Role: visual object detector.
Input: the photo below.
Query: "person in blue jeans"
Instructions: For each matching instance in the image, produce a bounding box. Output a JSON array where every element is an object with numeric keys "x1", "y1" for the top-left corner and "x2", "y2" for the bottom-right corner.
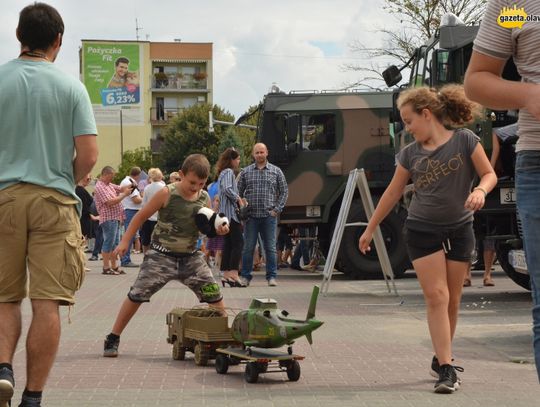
[
  {"x1": 291, "y1": 227, "x2": 311, "y2": 271},
  {"x1": 464, "y1": 0, "x2": 540, "y2": 381},
  {"x1": 90, "y1": 223, "x2": 103, "y2": 261},
  {"x1": 238, "y1": 143, "x2": 288, "y2": 286},
  {"x1": 88, "y1": 199, "x2": 103, "y2": 261},
  {"x1": 119, "y1": 167, "x2": 143, "y2": 267}
]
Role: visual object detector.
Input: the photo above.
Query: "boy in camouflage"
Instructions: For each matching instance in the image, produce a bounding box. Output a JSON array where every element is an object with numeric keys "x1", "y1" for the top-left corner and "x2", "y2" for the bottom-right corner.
[{"x1": 103, "y1": 154, "x2": 229, "y2": 357}]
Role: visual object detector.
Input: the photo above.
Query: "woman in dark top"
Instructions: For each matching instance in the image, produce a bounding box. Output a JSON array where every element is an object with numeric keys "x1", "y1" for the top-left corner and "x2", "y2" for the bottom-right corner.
[
  {"x1": 217, "y1": 148, "x2": 246, "y2": 287},
  {"x1": 76, "y1": 174, "x2": 94, "y2": 239}
]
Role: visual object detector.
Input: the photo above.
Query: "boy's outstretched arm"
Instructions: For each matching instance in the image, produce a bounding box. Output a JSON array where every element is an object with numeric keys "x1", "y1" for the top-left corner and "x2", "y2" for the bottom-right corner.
[{"x1": 114, "y1": 187, "x2": 169, "y2": 257}]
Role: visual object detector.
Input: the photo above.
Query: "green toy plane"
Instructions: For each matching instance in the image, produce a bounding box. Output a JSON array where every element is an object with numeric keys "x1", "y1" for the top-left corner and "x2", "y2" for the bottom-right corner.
[{"x1": 230, "y1": 285, "x2": 323, "y2": 349}]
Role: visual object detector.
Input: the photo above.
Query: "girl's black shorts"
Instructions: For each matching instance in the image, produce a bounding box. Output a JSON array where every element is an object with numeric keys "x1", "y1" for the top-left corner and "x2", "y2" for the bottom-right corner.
[{"x1": 404, "y1": 220, "x2": 475, "y2": 263}]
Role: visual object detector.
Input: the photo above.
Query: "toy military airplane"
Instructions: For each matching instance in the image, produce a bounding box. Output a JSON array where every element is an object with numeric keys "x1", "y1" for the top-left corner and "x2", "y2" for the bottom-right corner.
[{"x1": 230, "y1": 285, "x2": 323, "y2": 349}]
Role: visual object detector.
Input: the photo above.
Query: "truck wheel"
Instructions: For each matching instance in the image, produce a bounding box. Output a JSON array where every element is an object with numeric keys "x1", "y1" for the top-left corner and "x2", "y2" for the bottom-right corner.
[
  {"x1": 339, "y1": 202, "x2": 409, "y2": 279},
  {"x1": 194, "y1": 342, "x2": 209, "y2": 366},
  {"x1": 215, "y1": 354, "x2": 229, "y2": 374},
  {"x1": 245, "y1": 362, "x2": 259, "y2": 383},
  {"x1": 286, "y1": 360, "x2": 301, "y2": 381},
  {"x1": 496, "y1": 242, "x2": 531, "y2": 290},
  {"x1": 172, "y1": 343, "x2": 185, "y2": 360}
]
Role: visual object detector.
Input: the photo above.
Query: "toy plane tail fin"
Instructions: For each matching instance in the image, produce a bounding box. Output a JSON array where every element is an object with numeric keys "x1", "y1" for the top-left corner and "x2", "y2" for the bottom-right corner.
[{"x1": 306, "y1": 285, "x2": 319, "y2": 320}]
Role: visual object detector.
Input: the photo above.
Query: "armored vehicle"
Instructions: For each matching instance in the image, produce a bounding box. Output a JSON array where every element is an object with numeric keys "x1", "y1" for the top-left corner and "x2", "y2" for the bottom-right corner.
[
  {"x1": 257, "y1": 89, "x2": 410, "y2": 279},
  {"x1": 166, "y1": 308, "x2": 238, "y2": 365},
  {"x1": 381, "y1": 13, "x2": 528, "y2": 289}
]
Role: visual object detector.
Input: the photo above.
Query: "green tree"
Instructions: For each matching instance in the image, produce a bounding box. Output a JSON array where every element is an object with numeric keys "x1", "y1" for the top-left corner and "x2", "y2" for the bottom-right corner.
[
  {"x1": 345, "y1": 0, "x2": 488, "y2": 88},
  {"x1": 235, "y1": 104, "x2": 261, "y2": 165},
  {"x1": 217, "y1": 126, "x2": 242, "y2": 153},
  {"x1": 113, "y1": 147, "x2": 155, "y2": 184},
  {"x1": 158, "y1": 103, "x2": 234, "y2": 175}
]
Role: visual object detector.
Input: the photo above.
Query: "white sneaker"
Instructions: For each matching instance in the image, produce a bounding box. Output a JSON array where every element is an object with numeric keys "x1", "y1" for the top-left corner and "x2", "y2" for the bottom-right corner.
[
  {"x1": 239, "y1": 277, "x2": 250, "y2": 287},
  {"x1": 268, "y1": 278, "x2": 277, "y2": 287}
]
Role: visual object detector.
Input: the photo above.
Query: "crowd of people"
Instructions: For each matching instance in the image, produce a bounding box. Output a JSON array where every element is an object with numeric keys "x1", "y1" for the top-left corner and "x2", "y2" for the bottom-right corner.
[{"x1": 2, "y1": 2, "x2": 540, "y2": 406}]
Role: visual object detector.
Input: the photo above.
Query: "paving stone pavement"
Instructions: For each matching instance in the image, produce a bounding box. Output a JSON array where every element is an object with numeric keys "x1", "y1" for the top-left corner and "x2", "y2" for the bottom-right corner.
[{"x1": 9, "y1": 254, "x2": 540, "y2": 406}]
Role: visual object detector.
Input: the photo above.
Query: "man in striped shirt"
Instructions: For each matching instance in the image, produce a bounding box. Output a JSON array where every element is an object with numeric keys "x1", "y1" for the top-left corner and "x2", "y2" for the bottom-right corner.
[
  {"x1": 464, "y1": 0, "x2": 540, "y2": 381},
  {"x1": 238, "y1": 143, "x2": 288, "y2": 286}
]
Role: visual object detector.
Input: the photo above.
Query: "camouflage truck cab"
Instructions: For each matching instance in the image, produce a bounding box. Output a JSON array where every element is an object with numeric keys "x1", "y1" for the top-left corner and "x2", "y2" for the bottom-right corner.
[{"x1": 258, "y1": 90, "x2": 410, "y2": 278}]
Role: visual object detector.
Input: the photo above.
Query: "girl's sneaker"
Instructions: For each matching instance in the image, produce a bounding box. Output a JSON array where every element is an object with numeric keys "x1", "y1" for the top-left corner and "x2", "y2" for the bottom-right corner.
[
  {"x1": 434, "y1": 364, "x2": 463, "y2": 394},
  {"x1": 430, "y1": 355, "x2": 440, "y2": 378},
  {"x1": 430, "y1": 356, "x2": 459, "y2": 381}
]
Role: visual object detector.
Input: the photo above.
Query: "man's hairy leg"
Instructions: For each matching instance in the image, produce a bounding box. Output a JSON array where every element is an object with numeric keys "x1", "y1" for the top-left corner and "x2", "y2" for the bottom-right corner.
[
  {"x1": 0, "y1": 302, "x2": 22, "y2": 363},
  {"x1": 25, "y1": 299, "x2": 61, "y2": 391}
]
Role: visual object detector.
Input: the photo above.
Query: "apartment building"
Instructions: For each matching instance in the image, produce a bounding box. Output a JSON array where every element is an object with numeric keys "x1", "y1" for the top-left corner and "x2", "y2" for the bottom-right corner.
[{"x1": 80, "y1": 40, "x2": 213, "y2": 171}]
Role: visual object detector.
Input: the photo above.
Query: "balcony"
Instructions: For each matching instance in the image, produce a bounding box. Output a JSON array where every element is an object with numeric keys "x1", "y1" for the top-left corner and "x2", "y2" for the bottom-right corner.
[
  {"x1": 150, "y1": 107, "x2": 184, "y2": 126},
  {"x1": 152, "y1": 74, "x2": 208, "y2": 92}
]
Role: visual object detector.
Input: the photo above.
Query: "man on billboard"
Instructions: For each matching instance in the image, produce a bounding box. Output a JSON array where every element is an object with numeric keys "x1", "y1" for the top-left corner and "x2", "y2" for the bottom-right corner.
[{"x1": 107, "y1": 57, "x2": 129, "y2": 88}]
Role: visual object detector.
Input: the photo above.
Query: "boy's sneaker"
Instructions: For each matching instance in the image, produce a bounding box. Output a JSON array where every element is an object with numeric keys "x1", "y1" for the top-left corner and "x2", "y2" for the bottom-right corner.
[
  {"x1": 434, "y1": 364, "x2": 463, "y2": 394},
  {"x1": 103, "y1": 334, "x2": 120, "y2": 357},
  {"x1": 0, "y1": 366, "x2": 14, "y2": 407},
  {"x1": 268, "y1": 278, "x2": 277, "y2": 286}
]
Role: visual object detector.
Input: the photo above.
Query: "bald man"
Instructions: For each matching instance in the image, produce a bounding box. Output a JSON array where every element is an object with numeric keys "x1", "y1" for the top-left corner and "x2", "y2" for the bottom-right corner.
[{"x1": 237, "y1": 143, "x2": 288, "y2": 286}]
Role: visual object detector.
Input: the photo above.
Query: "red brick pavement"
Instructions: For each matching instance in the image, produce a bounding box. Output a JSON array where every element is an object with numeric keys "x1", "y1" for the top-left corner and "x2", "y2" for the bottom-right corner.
[{"x1": 8, "y1": 255, "x2": 540, "y2": 406}]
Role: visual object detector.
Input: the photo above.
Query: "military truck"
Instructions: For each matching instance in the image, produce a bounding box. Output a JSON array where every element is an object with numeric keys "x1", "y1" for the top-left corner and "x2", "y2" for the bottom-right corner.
[
  {"x1": 256, "y1": 90, "x2": 411, "y2": 279},
  {"x1": 381, "y1": 13, "x2": 529, "y2": 290},
  {"x1": 249, "y1": 14, "x2": 529, "y2": 289},
  {"x1": 166, "y1": 308, "x2": 239, "y2": 365}
]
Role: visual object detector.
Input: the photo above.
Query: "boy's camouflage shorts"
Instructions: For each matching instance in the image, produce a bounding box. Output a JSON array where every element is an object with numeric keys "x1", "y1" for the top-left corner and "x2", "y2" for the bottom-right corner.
[{"x1": 127, "y1": 250, "x2": 222, "y2": 303}]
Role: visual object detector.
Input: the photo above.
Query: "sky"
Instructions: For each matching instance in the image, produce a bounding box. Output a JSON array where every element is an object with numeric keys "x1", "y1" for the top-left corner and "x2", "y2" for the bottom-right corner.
[{"x1": 0, "y1": 0, "x2": 398, "y2": 118}]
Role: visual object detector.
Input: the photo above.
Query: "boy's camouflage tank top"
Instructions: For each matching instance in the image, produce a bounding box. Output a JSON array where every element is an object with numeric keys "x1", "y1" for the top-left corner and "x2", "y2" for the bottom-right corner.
[{"x1": 151, "y1": 183, "x2": 209, "y2": 253}]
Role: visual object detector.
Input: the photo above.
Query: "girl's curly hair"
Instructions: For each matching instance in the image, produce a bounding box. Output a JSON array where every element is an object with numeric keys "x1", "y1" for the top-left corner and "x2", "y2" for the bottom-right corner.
[{"x1": 397, "y1": 84, "x2": 481, "y2": 127}]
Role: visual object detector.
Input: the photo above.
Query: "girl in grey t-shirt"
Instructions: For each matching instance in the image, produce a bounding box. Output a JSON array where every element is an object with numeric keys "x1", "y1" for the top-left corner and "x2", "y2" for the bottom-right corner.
[{"x1": 359, "y1": 85, "x2": 497, "y2": 394}]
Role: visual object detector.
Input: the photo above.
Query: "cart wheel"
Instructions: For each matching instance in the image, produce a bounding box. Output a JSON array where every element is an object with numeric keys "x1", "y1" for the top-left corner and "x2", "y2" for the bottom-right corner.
[
  {"x1": 172, "y1": 343, "x2": 186, "y2": 360},
  {"x1": 194, "y1": 342, "x2": 209, "y2": 366},
  {"x1": 215, "y1": 354, "x2": 229, "y2": 374},
  {"x1": 287, "y1": 360, "x2": 301, "y2": 381},
  {"x1": 257, "y1": 362, "x2": 268, "y2": 373},
  {"x1": 245, "y1": 362, "x2": 259, "y2": 383}
]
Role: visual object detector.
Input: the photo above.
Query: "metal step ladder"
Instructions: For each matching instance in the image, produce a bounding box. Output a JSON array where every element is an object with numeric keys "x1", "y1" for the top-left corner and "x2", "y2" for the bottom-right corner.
[{"x1": 320, "y1": 168, "x2": 399, "y2": 296}]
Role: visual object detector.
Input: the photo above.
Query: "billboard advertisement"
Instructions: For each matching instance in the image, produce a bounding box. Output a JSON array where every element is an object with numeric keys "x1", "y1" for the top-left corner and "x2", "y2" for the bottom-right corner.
[{"x1": 82, "y1": 42, "x2": 144, "y2": 125}]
